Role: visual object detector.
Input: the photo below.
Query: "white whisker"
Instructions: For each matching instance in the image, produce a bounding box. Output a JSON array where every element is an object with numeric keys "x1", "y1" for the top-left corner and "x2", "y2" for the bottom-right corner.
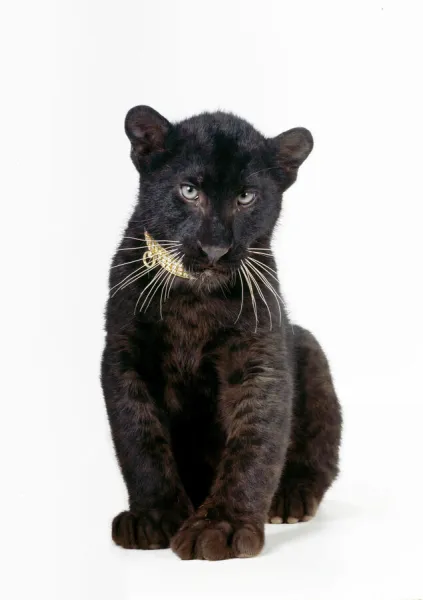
[
  {"x1": 248, "y1": 250, "x2": 273, "y2": 257},
  {"x1": 160, "y1": 272, "x2": 174, "y2": 318},
  {"x1": 116, "y1": 266, "x2": 155, "y2": 293},
  {"x1": 166, "y1": 273, "x2": 178, "y2": 301},
  {"x1": 138, "y1": 250, "x2": 184, "y2": 314},
  {"x1": 142, "y1": 252, "x2": 182, "y2": 314},
  {"x1": 117, "y1": 246, "x2": 150, "y2": 251},
  {"x1": 247, "y1": 256, "x2": 279, "y2": 280},
  {"x1": 117, "y1": 242, "x2": 181, "y2": 252},
  {"x1": 111, "y1": 264, "x2": 155, "y2": 296},
  {"x1": 245, "y1": 258, "x2": 283, "y2": 324},
  {"x1": 113, "y1": 243, "x2": 181, "y2": 266},
  {"x1": 240, "y1": 261, "x2": 258, "y2": 333},
  {"x1": 111, "y1": 247, "x2": 183, "y2": 297},
  {"x1": 111, "y1": 257, "x2": 144, "y2": 269},
  {"x1": 134, "y1": 268, "x2": 165, "y2": 313},
  {"x1": 234, "y1": 268, "x2": 244, "y2": 324},
  {"x1": 111, "y1": 264, "x2": 151, "y2": 294},
  {"x1": 123, "y1": 236, "x2": 181, "y2": 243},
  {"x1": 243, "y1": 263, "x2": 273, "y2": 330},
  {"x1": 140, "y1": 268, "x2": 170, "y2": 314}
]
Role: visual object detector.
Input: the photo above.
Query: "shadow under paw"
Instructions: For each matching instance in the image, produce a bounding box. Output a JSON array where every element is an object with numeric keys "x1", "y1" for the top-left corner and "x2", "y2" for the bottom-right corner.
[
  {"x1": 171, "y1": 515, "x2": 264, "y2": 561},
  {"x1": 112, "y1": 509, "x2": 187, "y2": 550}
]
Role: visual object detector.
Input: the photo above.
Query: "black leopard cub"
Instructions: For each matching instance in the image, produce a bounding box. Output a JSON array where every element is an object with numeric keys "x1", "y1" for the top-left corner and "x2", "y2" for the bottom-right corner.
[{"x1": 101, "y1": 106, "x2": 342, "y2": 560}]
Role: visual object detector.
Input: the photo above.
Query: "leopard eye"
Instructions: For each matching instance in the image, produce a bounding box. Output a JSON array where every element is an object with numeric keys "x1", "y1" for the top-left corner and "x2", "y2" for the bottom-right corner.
[
  {"x1": 237, "y1": 191, "x2": 256, "y2": 206},
  {"x1": 180, "y1": 184, "x2": 199, "y2": 201}
]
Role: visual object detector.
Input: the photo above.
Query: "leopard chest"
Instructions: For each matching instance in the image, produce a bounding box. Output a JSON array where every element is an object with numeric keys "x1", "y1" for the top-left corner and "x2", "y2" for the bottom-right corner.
[
  {"x1": 160, "y1": 305, "x2": 222, "y2": 414},
  {"x1": 162, "y1": 315, "x2": 210, "y2": 379}
]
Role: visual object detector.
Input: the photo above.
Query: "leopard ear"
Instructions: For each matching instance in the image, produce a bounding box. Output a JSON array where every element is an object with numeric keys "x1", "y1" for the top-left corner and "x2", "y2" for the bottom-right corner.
[
  {"x1": 274, "y1": 127, "x2": 313, "y2": 169},
  {"x1": 124, "y1": 105, "x2": 171, "y2": 167}
]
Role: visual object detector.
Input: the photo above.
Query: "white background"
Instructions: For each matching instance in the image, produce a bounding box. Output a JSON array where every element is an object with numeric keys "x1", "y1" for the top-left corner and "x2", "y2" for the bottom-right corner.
[{"x1": 1, "y1": 1, "x2": 422, "y2": 598}]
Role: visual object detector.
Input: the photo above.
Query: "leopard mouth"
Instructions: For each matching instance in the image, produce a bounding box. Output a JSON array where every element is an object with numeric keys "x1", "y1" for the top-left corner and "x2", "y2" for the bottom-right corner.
[{"x1": 189, "y1": 264, "x2": 233, "y2": 279}]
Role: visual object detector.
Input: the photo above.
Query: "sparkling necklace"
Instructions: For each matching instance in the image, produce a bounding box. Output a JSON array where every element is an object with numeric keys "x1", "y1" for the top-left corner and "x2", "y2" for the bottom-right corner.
[{"x1": 142, "y1": 231, "x2": 194, "y2": 279}]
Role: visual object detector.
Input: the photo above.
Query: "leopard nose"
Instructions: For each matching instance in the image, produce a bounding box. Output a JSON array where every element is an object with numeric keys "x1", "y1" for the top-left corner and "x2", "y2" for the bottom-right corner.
[{"x1": 198, "y1": 242, "x2": 231, "y2": 262}]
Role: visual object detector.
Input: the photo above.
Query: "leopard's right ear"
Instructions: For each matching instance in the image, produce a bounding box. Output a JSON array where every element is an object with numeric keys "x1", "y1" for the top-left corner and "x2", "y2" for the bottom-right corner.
[
  {"x1": 274, "y1": 127, "x2": 313, "y2": 168},
  {"x1": 270, "y1": 127, "x2": 314, "y2": 190},
  {"x1": 125, "y1": 105, "x2": 171, "y2": 169}
]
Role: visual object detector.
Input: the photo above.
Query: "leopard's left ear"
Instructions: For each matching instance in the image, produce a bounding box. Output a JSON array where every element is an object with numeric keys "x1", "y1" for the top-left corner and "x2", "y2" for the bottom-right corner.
[
  {"x1": 274, "y1": 127, "x2": 314, "y2": 170},
  {"x1": 124, "y1": 105, "x2": 171, "y2": 172}
]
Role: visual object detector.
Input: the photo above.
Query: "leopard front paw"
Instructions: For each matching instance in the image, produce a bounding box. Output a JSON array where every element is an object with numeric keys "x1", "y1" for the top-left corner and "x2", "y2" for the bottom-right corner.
[
  {"x1": 112, "y1": 508, "x2": 188, "y2": 550},
  {"x1": 269, "y1": 483, "x2": 320, "y2": 524},
  {"x1": 171, "y1": 511, "x2": 264, "y2": 560}
]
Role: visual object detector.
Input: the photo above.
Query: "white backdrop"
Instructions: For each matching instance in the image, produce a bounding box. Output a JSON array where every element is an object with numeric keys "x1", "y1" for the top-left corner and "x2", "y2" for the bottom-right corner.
[{"x1": 1, "y1": 1, "x2": 422, "y2": 599}]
